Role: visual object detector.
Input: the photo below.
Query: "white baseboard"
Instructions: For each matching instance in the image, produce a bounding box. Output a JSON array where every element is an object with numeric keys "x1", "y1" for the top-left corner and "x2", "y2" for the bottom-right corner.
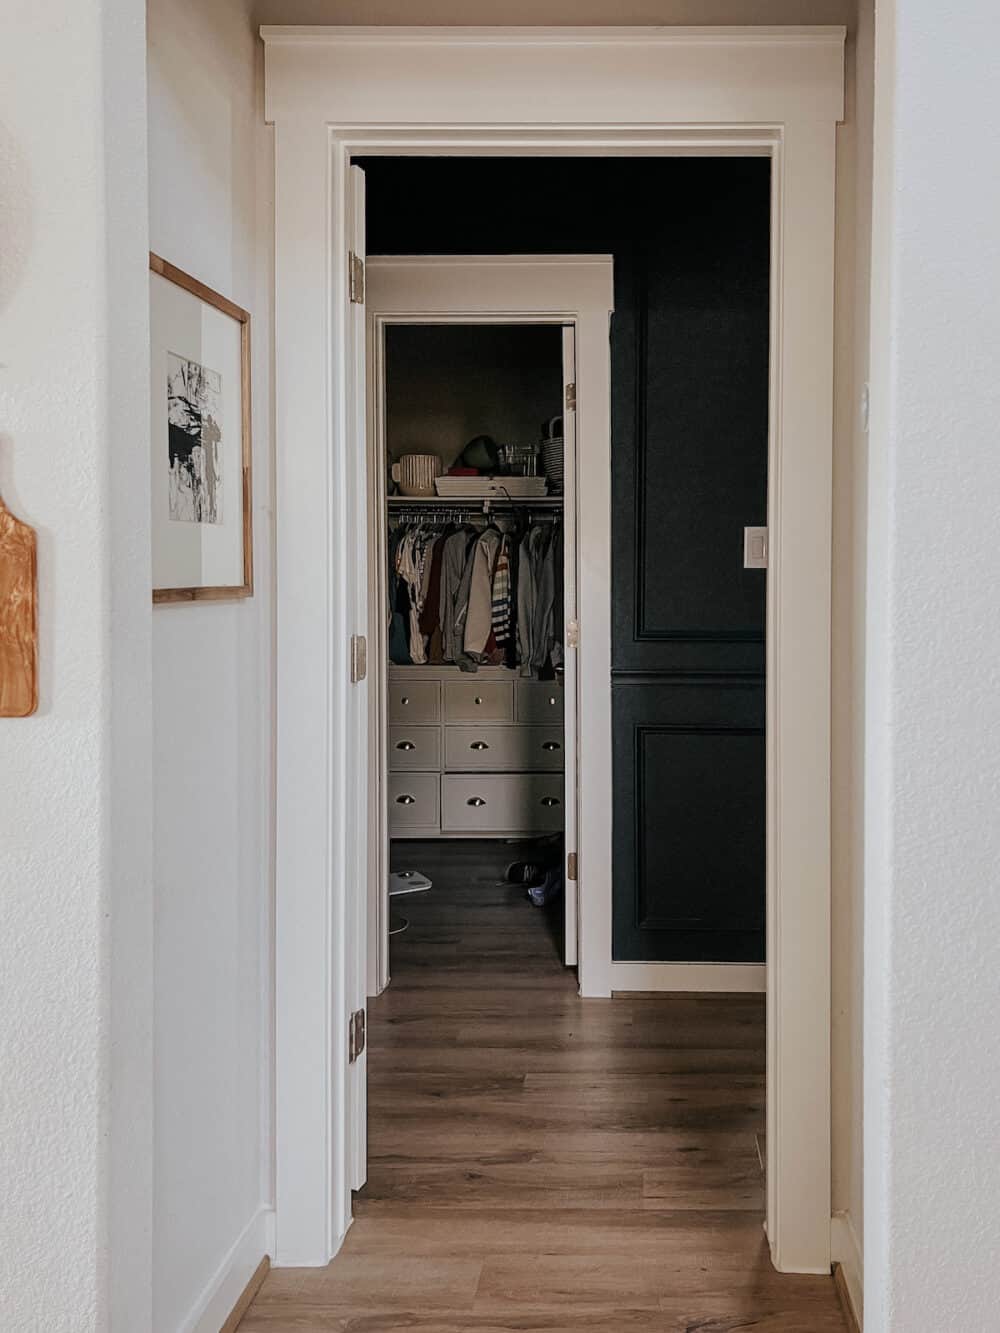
[
  {"x1": 608, "y1": 962, "x2": 766, "y2": 993},
  {"x1": 179, "y1": 1204, "x2": 274, "y2": 1333},
  {"x1": 273, "y1": 1215, "x2": 352, "y2": 1268},
  {"x1": 831, "y1": 1210, "x2": 863, "y2": 1328}
]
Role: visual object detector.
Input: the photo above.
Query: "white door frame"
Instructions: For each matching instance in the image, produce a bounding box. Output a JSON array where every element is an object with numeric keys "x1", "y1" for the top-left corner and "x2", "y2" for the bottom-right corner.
[
  {"x1": 263, "y1": 24, "x2": 844, "y2": 1276},
  {"x1": 363, "y1": 255, "x2": 615, "y2": 1001}
]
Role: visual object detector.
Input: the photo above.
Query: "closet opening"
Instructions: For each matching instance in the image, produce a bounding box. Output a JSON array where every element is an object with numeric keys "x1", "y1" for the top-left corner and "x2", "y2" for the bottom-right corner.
[{"x1": 374, "y1": 318, "x2": 577, "y2": 993}]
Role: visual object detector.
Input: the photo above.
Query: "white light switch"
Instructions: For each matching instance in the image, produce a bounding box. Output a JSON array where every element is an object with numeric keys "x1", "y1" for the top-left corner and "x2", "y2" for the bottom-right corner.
[{"x1": 743, "y1": 526, "x2": 768, "y2": 570}]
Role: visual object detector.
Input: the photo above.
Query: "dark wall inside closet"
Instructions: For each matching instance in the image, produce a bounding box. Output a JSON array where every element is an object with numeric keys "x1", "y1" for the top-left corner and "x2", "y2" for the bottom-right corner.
[{"x1": 359, "y1": 156, "x2": 770, "y2": 963}]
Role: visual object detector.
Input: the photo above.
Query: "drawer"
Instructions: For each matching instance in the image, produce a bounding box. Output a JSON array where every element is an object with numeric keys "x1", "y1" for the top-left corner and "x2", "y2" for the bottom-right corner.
[
  {"x1": 388, "y1": 679, "x2": 440, "y2": 723},
  {"x1": 516, "y1": 678, "x2": 565, "y2": 723},
  {"x1": 441, "y1": 773, "x2": 565, "y2": 834},
  {"x1": 389, "y1": 725, "x2": 441, "y2": 772},
  {"x1": 444, "y1": 678, "x2": 513, "y2": 723},
  {"x1": 388, "y1": 772, "x2": 440, "y2": 832},
  {"x1": 445, "y1": 725, "x2": 565, "y2": 772}
]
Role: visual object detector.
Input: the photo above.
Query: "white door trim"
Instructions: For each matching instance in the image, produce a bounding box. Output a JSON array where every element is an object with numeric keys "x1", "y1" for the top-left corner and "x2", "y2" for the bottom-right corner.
[
  {"x1": 363, "y1": 255, "x2": 615, "y2": 1002},
  {"x1": 263, "y1": 23, "x2": 844, "y2": 1276}
]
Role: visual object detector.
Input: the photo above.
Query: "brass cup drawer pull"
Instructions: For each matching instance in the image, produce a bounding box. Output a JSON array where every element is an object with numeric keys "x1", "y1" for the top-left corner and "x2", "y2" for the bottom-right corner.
[
  {"x1": 467, "y1": 797, "x2": 486, "y2": 807},
  {"x1": 470, "y1": 741, "x2": 490, "y2": 751},
  {"x1": 540, "y1": 796, "x2": 561, "y2": 807},
  {"x1": 396, "y1": 794, "x2": 416, "y2": 805},
  {"x1": 395, "y1": 740, "x2": 416, "y2": 751},
  {"x1": 541, "y1": 741, "x2": 561, "y2": 751}
]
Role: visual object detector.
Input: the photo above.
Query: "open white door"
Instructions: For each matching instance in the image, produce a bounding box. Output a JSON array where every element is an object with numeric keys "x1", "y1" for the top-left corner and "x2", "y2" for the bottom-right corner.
[
  {"x1": 346, "y1": 162, "x2": 368, "y2": 1192},
  {"x1": 561, "y1": 326, "x2": 579, "y2": 969}
]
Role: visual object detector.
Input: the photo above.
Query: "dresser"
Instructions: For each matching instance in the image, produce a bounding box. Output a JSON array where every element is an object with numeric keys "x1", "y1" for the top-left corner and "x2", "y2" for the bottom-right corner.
[{"x1": 388, "y1": 664, "x2": 565, "y2": 838}]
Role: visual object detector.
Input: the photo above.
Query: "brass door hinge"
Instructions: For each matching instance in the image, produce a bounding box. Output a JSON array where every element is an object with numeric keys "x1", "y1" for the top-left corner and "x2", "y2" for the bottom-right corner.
[
  {"x1": 567, "y1": 619, "x2": 580, "y2": 649},
  {"x1": 349, "y1": 1008, "x2": 366, "y2": 1063},
  {"x1": 567, "y1": 851, "x2": 578, "y2": 882},
  {"x1": 565, "y1": 381, "x2": 577, "y2": 411},
  {"x1": 350, "y1": 633, "x2": 367, "y2": 683},
  {"x1": 349, "y1": 251, "x2": 365, "y2": 304}
]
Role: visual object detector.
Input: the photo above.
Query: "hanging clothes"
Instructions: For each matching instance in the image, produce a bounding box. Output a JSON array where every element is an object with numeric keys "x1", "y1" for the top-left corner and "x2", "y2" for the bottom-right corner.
[
  {"x1": 491, "y1": 533, "x2": 513, "y2": 658},
  {"x1": 387, "y1": 525, "x2": 413, "y2": 665},
  {"x1": 516, "y1": 526, "x2": 537, "y2": 674},
  {"x1": 464, "y1": 527, "x2": 502, "y2": 660},
  {"x1": 389, "y1": 514, "x2": 562, "y2": 675},
  {"x1": 418, "y1": 531, "x2": 447, "y2": 663}
]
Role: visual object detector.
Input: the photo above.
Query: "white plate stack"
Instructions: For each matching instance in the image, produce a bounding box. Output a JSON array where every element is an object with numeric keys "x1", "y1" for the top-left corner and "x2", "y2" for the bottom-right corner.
[{"x1": 541, "y1": 415, "x2": 564, "y2": 494}]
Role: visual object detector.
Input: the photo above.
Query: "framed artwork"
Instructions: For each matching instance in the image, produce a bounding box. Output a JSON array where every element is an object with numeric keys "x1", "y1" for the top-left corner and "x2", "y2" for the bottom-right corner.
[{"x1": 149, "y1": 254, "x2": 253, "y2": 602}]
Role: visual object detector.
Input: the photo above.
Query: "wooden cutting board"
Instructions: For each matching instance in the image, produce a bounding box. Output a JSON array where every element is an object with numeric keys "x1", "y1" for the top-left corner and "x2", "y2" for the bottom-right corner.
[{"x1": 0, "y1": 493, "x2": 38, "y2": 717}]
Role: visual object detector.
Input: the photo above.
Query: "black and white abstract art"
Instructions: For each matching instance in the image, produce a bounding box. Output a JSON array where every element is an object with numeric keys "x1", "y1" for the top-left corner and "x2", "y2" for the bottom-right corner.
[{"x1": 166, "y1": 352, "x2": 223, "y2": 524}]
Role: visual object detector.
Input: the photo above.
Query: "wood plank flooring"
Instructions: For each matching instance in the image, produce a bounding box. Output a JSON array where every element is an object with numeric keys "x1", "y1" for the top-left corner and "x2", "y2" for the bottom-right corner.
[{"x1": 243, "y1": 840, "x2": 846, "y2": 1332}]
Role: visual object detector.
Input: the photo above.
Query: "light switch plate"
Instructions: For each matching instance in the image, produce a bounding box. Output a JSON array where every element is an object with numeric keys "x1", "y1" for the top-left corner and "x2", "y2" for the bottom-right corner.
[{"x1": 743, "y1": 526, "x2": 768, "y2": 570}]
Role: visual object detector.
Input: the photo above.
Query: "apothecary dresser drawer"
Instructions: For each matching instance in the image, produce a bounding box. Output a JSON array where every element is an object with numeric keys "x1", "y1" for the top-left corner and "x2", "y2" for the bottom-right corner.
[
  {"x1": 441, "y1": 773, "x2": 565, "y2": 834},
  {"x1": 515, "y1": 678, "x2": 564, "y2": 723},
  {"x1": 444, "y1": 725, "x2": 564, "y2": 772},
  {"x1": 388, "y1": 680, "x2": 440, "y2": 723},
  {"x1": 444, "y1": 679, "x2": 513, "y2": 722},
  {"x1": 388, "y1": 772, "x2": 440, "y2": 832},
  {"x1": 389, "y1": 726, "x2": 441, "y2": 772}
]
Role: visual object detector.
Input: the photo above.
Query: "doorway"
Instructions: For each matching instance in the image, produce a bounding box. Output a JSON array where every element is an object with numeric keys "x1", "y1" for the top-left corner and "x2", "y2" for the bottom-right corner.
[
  {"x1": 364, "y1": 253, "x2": 615, "y2": 1005},
  {"x1": 264, "y1": 24, "x2": 843, "y2": 1276}
]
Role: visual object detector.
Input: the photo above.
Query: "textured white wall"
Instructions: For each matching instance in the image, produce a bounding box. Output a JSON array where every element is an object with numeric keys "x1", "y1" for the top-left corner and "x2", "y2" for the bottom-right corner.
[
  {"x1": 0, "y1": 0, "x2": 152, "y2": 1328},
  {"x1": 147, "y1": 0, "x2": 274, "y2": 1328},
  {"x1": 866, "y1": 2, "x2": 1000, "y2": 1329}
]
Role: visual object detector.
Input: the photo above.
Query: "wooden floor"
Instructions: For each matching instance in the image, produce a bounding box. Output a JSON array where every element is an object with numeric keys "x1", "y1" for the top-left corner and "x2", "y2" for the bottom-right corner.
[{"x1": 243, "y1": 840, "x2": 846, "y2": 1332}]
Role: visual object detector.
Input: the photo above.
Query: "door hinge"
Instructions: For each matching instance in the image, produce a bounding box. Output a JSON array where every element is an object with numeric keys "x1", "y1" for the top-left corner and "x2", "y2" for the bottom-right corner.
[
  {"x1": 349, "y1": 1008, "x2": 366, "y2": 1063},
  {"x1": 350, "y1": 633, "x2": 367, "y2": 683},
  {"x1": 565, "y1": 381, "x2": 577, "y2": 411},
  {"x1": 349, "y1": 251, "x2": 365, "y2": 304},
  {"x1": 567, "y1": 618, "x2": 580, "y2": 649},
  {"x1": 567, "y1": 851, "x2": 578, "y2": 882}
]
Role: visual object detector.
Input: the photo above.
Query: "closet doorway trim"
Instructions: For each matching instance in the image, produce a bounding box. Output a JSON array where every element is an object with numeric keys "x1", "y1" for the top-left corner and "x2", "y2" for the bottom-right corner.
[
  {"x1": 263, "y1": 23, "x2": 845, "y2": 1281},
  {"x1": 364, "y1": 256, "x2": 615, "y2": 1002}
]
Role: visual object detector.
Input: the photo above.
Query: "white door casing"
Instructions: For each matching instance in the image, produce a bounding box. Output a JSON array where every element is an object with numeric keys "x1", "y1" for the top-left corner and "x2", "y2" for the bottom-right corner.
[
  {"x1": 363, "y1": 256, "x2": 613, "y2": 1002},
  {"x1": 560, "y1": 324, "x2": 579, "y2": 971},
  {"x1": 346, "y1": 164, "x2": 368, "y2": 1195},
  {"x1": 263, "y1": 25, "x2": 844, "y2": 1275}
]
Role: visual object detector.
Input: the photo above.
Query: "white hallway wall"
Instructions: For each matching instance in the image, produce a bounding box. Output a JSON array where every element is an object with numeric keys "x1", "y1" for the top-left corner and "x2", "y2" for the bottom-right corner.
[
  {"x1": 866, "y1": 1, "x2": 1000, "y2": 1328},
  {"x1": 147, "y1": 0, "x2": 274, "y2": 1328},
  {"x1": 0, "y1": 0, "x2": 152, "y2": 1328},
  {"x1": 254, "y1": 0, "x2": 871, "y2": 1300}
]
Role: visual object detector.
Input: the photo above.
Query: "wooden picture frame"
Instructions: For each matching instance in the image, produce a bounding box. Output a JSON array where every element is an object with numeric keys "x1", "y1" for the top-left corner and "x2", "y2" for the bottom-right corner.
[{"x1": 149, "y1": 253, "x2": 253, "y2": 602}]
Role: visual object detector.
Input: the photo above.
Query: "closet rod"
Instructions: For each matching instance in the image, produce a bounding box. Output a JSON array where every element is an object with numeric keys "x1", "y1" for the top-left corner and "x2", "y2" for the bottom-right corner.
[{"x1": 387, "y1": 496, "x2": 562, "y2": 512}]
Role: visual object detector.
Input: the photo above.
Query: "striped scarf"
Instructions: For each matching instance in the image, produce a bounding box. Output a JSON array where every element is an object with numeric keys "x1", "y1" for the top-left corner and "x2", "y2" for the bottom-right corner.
[{"x1": 491, "y1": 535, "x2": 511, "y2": 646}]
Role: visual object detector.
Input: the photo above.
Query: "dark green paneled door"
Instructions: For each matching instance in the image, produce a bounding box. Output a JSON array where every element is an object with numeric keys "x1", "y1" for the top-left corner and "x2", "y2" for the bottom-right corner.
[
  {"x1": 358, "y1": 156, "x2": 770, "y2": 964},
  {"x1": 609, "y1": 175, "x2": 770, "y2": 962}
]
